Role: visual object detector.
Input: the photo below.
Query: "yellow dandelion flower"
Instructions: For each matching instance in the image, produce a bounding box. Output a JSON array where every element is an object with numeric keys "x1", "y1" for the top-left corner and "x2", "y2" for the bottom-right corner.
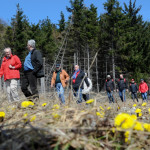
[
  {"x1": 133, "y1": 104, "x2": 137, "y2": 107},
  {"x1": 0, "y1": 112, "x2": 5, "y2": 118},
  {"x1": 143, "y1": 123, "x2": 150, "y2": 132},
  {"x1": 111, "y1": 127, "x2": 115, "y2": 133},
  {"x1": 96, "y1": 112, "x2": 104, "y2": 118},
  {"x1": 131, "y1": 114, "x2": 137, "y2": 121},
  {"x1": 142, "y1": 102, "x2": 147, "y2": 106},
  {"x1": 99, "y1": 106, "x2": 104, "y2": 110},
  {"x1": 114, "y1": 113, "x2": 135, "y2": 129},
  {"x1": 138, "y1": 112, "x2": 142, "y2": 117},
  {"x1": 52, "y1": 113, "x2": 60, "y2": 118},
  {"x1": 21, "y1": 101, "x2": 34, "y2": 108},
  {"x1": 135, "y1": 108, "x2": 141, "y2": 113},
  {"x1": 23, "y1": 113, "x2": 28, "y2": 117},
  {"x1": 96, "y1": 112, "x2": 100, "y2": 116},
  {"x1": 86, "y1": 99, "x2": 94, "y2": 104},
  {"x1": 42, "y1": 103, "x2": 47, "y2": 107},
  {"x1": 107, "y1": 107, "x2": 111, "y2": 110},
  {"x1": 80, "y1": 110, "x2": 85, "y2": 113},
  {"x1": 53, "y1": 104, "x2": 60, "y2": 109},
  {"x1": 124, "y1": 131, "x2": 130, "y2": 142},
  {"x1": 133, "y1": 121, "x2": 144, "y2": 131},
  {"x1": 30, "y1": 115, "x2": 36, "y2": 122}
]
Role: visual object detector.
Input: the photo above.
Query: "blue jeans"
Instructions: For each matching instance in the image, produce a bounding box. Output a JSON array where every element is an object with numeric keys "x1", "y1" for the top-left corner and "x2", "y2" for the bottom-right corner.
[
  {"x1": 107, "y1": 91, "x2": 114, "y2": 103},
  {"x1": 141, "y1": 92, "x2": 147, "y2": 101},
  {"x1": 119, "y1": 89, "x2": 126, "y2": 102},
  {"x1": 56, "y1": 83, "x2": 65, "y2": 104},
  {"x1": 74, "y1": 88, "x2": 82, "y2": 103}
]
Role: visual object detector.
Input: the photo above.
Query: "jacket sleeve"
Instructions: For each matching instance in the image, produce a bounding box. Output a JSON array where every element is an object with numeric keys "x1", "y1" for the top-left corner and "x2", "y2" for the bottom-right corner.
[
  {"x1": 84, "y1": 77, "x2": 89, "y2": 87},
  {"x1": 146, "y1": 83, "x2": 148, "y2": 92},
  {"x1": 13, "y1": 56, "x2": 22, "y2": 70},
  {"x1": 33, "y1": 50, "x2": 43, "y2": 74},
  {"x1": 125, "y1": 80, "x2": 128, "y2": 89},
  {"x1": 0, "y1": 62, "x2": 4, "y2": 78}
]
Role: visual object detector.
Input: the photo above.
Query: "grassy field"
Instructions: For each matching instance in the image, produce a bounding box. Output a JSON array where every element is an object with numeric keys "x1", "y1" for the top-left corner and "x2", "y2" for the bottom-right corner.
[{"x1": 0, "y1": 92, "x2": 150, "y2": 150}]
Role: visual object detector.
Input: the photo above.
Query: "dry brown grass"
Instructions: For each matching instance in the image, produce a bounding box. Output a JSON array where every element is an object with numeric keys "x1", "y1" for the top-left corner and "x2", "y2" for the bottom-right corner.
[{"x1": 0, "y1": 92, "x2": 150, "y2": 150}]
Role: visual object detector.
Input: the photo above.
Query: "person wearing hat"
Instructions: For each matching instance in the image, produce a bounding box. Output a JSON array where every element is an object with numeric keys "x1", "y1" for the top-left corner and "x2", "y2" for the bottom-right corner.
[
  {"x1": 51, "y1": 64, "x2": 70, "y2": 104},
  {"x1": 129, "y1": 79, "x2": 139, "y2": 102},
  {"x1": 139, "y1": 79, "x2": 148, "y2": 102},
  {"x1": 105, "y1": 75, "x2": 115, "y2": 103}
]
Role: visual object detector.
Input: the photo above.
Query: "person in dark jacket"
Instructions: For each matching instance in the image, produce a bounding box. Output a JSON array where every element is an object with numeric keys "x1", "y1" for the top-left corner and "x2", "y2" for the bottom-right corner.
[
  {"x1": 21, "y1": 39, "x2": 44, "y2": 101},
  {"x1": 105, "y1": 75, "x2": 115, "y2": 103},
  {"x1": 116, "y1": 74, "x2": 128, "y2": 102},
  {"x1": 129, "y1": 79, "x2": 139, "y2": 102},
  {"x1": 72, "y1": 65, "x2": 89, "y2": 103}
]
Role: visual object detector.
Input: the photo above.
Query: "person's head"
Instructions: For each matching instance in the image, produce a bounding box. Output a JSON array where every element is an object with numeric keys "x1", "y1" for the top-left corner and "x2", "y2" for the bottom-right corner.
[
  {"x1": 27, "y1": 39, "x2": 35, "y2": 50},
  {"x1": 141, "y1": 79, "x2": 144, "y2": 83},
  {"x1": 131, "y1": 79, "x2": 134, "y2": 83},
  {"x1": 107, "y1": 75, "x2": 111, "y2": 79},
  {"x1": 120, "y1": 74, "x2": 123, "y2": 79},
  {"x1": 74, "y1": 65, "x2": 79, "y2": 71},
  {"x1": 4, "y1": 47, "x2": 11, "y2": 58},
  {"x1": 56, "y1": 64, "x2": 61, "y2": 71}
]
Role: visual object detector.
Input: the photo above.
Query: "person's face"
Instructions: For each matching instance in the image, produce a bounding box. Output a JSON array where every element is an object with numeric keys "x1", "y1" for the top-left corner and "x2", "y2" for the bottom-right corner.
[
  {"x1": 120, "y1": 75, "x2": 123, "y2": 79},
  {"x1": 141, "y1": 80, "x2": 144, "y2": 83},
  {"x1": 27, "y1": 44, "x2": 32, "y2": 51},
  {"x1": 56, "y1": 66, "x2": 60, "y2": 71},
  {"x1": 74, "y1": 65, "x2": 79, "y2": 71},
  {"x1": 5, "y1": 49, "x2": 11, "y2": 57}
]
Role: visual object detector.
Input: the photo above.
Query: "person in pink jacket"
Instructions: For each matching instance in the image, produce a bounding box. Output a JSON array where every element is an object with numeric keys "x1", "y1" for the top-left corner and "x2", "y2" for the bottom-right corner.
[
  {"x1": 139, "y1": 79, "x2": 148, "y2": 102},
  {"x1": 0, "y1": 48, "x2": 22, "y2": 103}
]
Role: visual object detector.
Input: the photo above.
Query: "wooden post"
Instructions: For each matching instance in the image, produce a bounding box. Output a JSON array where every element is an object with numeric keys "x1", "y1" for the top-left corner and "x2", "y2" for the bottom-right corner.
[{"x1": 41, "y1": 57, "x2": 46, "y2": 96}]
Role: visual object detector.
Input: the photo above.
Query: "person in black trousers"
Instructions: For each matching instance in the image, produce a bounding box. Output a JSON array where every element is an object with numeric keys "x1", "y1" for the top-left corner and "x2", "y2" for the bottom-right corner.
[
  {"x1": 21, "y1": 39, "x2": 44, "y2": 101},
  {"x1": 129, "y1": 79, "x2": 139, "y2": 102}
]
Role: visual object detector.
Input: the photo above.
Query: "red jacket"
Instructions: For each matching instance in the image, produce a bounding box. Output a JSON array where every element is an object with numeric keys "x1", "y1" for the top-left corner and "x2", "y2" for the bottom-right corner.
[
  {"x1": 139, "y1": 82, "x2": 148, "y2": 93},
  {"x1": 0, "y1": 54, "x2": 22, "y2": 81}
]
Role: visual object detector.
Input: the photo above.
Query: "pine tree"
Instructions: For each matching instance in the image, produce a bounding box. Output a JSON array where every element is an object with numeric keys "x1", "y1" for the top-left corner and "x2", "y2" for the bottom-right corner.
[{"x1": 58, "y1": 11, "x2": 65, "y2": 32}]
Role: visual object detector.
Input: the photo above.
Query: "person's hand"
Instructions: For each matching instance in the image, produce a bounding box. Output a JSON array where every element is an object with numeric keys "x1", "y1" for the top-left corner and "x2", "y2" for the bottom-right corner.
[
  {"x1": 117, "y1": 89, "x2": 119, "y2": 92},
  {"x1": 9, "y1": 65, "x2": 15, "y2": 69},
  {"x1": 126, "y1": 89, "x2": 128, "y2": 92},
  {"x1": 51, "y1": 85, "x2": 54, "y2": 88},
  {"x1": 65, "y1": 80, "x2": 68, "y2": 83}
]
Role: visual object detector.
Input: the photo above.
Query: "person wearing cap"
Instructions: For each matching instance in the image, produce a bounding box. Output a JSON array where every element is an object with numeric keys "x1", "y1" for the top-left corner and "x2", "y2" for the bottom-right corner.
[
  {"x1": 21, "y1": 40, "x2": 44, "y2": 101},
  {"x1": 72, "y1": 65, "x2": 89, "y2": 103},
  {"x1": 139, "y1": 79, "x2": 148, "y2": 102},
  {"x1": 51, "y1": 64, "x2": 70, "y2": 104},
  {"x1": 129, "y1": 79, "x2": 139, "y2": 102},
  {"x1": 105, "y1": 75, "x2": 115, "y2": 103},
  {"x1": 116, "y1": 74, "x2": 128, "y2": 102}
]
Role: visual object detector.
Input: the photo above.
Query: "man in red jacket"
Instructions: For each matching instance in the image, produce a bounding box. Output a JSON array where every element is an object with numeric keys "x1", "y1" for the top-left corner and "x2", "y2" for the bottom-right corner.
[
  {"x1": 0, "y1": 48, "x2": 22, "y2": 103},
  {"x1": 139, "y1": 79, "x2": 148, "y2": 102}
]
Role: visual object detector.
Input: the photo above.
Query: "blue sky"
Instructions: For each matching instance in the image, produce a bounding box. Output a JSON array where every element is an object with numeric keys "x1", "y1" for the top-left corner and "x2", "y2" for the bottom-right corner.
[{"x1": 0, "y1": 0, "x2": 150, "y2": 25}]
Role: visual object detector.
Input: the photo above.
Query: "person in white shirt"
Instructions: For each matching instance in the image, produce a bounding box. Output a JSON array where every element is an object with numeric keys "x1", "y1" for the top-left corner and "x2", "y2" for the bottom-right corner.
[{"x1": 82, "y1": 75, "x2": 92, "y2": 101}]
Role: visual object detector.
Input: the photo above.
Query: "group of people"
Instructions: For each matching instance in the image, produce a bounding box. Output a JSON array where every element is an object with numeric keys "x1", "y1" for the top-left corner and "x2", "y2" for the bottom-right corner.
[
  {"x1": 0, "y1": 39, "x2": 92, "y2": 104},
  {"x1": 1, "y1": 39, "x2": 149, "y2": 105},
  {"x1": 105, "y1": 74, "x2": 149, "y2": 103},
  {"x1": 0, "y1": 40, "x2": 44, "y2": 103},
  {"x1": 51, "y1": 64, "x2": 92, "y2": 104}
]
